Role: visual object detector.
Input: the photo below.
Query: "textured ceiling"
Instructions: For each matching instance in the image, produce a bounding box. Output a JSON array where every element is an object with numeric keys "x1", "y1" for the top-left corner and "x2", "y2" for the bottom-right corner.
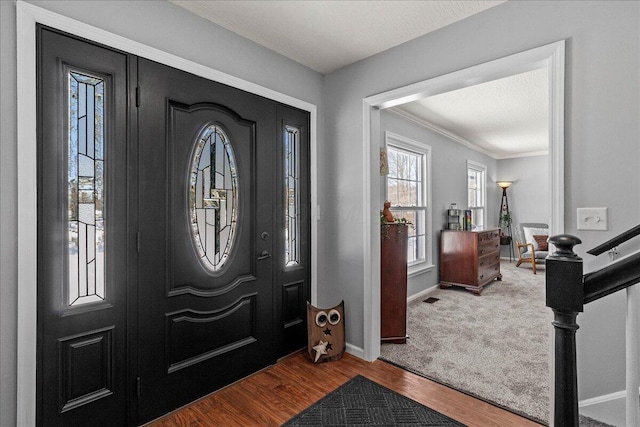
[
  {"x1": 392, "y1": 68, "x2": 549, "y2": 159},
  {"x1": 170, "y1": 0, "x2": 505, "y2": 74},
  {"x1": 170, "y1": 0, "x2": 548, "y2": 159}
]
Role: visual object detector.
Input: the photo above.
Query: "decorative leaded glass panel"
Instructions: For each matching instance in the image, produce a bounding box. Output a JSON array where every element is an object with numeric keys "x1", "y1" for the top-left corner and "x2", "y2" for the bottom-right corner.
[
  {"x1": 68, "y1": 71, "x2": 105, "y2": 306},
  {"x1": 189, "y1": 125, "x2": 238, "y2": 271},
  {"x1": 284, "y1": 125, "x2": 300, "y2": 267}
]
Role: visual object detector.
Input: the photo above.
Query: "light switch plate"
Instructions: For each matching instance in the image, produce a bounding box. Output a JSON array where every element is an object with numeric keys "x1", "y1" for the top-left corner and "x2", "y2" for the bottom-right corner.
[{"x1": 577, "y1": 207, "x2": 608, "y2": 231}]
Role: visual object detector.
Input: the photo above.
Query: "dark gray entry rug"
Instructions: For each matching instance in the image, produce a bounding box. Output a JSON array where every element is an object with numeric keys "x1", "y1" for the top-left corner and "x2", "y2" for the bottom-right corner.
[{"x1": 281, "y1": 375, "x2": 466, "y2": 426}]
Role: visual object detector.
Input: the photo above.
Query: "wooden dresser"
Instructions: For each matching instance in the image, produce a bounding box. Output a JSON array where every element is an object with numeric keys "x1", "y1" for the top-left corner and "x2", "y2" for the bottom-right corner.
[{"x1": 439, "y1": 228, "x2": 501, "y2": 295}]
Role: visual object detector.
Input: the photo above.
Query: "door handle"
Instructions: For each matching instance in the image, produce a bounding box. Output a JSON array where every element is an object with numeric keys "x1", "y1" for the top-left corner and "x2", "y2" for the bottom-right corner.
[{"x1": 257, "y1": 250, "x2": 271, "y2": 260}]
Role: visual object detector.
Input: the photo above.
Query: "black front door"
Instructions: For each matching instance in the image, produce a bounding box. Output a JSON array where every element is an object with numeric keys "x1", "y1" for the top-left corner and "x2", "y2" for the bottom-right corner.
[
  {"x1": 37, "y1": 27, "x2": 311, "y2": 426},
  {"x1": 136, "y1": 58, "x2": 294, "y2": 423}
]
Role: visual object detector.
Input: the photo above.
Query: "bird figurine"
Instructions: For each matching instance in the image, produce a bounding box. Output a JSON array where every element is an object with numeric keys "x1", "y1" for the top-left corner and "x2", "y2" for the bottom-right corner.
[{"x1": 382, "y1": 201, "x2": 394, "y2": 222}]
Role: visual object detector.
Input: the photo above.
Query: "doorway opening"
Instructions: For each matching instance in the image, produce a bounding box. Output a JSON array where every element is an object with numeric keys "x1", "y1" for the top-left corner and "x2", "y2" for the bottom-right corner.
[{"x1": 361, "y1": 40, "x2": 565, "y2": 416}]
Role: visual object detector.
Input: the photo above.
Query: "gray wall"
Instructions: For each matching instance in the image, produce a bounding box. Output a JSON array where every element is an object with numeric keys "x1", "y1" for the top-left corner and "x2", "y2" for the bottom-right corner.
[
  {"x1": 322, "y1": 0, "x2": 638, "y2": 403},
  {"x1": 2, "y1": 0, "x2": 639, "y2": 423},
  {"x1": 0, "y1": 1, "x2": 324, "y2": 425},
  {"x1": 497, "y1": 155, "x2": 550, "y2": 257},
  {"x1": 0, "y1": 2, "x2": 18, "y2": 425},
  {"x1": 380, "y1": 110, "x2": 499, "y2": 297}
]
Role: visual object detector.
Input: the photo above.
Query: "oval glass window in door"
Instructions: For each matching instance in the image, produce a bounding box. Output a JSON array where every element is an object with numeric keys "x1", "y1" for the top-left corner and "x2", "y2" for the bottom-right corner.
[{"x1": 189, "y1": 125, "x2": 238, "y2": 272}]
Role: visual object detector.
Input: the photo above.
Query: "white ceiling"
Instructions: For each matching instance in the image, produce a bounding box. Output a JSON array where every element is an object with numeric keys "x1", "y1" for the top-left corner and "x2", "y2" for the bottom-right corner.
[
  {"x1": 170, "y1": 0, "x2": 505, "y2": 74},
  {"x1": 170, "y1": 0, "x2": 548, "y2": 159},
  {"x1": 391, "y1": 68, "x2": 549, "y2": 159}
]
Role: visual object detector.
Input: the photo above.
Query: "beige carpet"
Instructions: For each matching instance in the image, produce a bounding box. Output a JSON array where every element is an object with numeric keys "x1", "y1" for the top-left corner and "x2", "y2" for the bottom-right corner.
[
  {"x1": 380, "y1": 261, "x2": 614, "y2": 426},
  {"x1": 381, "y1": 261, "x2": 550, "y2": 423}
]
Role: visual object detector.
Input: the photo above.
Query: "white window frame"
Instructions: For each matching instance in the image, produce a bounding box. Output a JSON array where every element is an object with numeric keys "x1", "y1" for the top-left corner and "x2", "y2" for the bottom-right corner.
[
  {"x1": 467, "y1": 160, "x2": 487, "y2": 229},
  {"x1": 384, "y1": 132, "x2": 433, "y2": 276}
]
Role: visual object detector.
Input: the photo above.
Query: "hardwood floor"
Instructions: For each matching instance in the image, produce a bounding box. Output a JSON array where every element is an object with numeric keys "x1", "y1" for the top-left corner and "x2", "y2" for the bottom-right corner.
[{"x1": 145, "y1": 351, "x2": 543, "y2": 427}]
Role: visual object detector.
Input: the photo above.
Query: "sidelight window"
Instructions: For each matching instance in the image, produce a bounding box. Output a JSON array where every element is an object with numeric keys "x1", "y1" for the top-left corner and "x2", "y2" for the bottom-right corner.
[
  {"x1": 284, "y1": 125, "x2": 300, "y2": 267},
  {"x1": 68, "y1": 71, "x2": 106, "y2": 306},
  {"x1": 189, "y1": 125, "x2": 238, "y2": 272}
]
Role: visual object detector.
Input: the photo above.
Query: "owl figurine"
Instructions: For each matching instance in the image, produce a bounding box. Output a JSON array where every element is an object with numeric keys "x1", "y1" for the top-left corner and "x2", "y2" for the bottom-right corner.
[{"x1": 307, "y1": 301, "x2": 345, "y2": 363}]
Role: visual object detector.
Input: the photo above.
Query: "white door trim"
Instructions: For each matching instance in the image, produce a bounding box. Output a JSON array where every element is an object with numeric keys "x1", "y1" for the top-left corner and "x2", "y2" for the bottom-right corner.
[
  {"x1": 361, "y1": 39, "x2": 565, "y2": 422},
  {"x1": 16, "y1": 2, "x2": 318, "y2": 425}
]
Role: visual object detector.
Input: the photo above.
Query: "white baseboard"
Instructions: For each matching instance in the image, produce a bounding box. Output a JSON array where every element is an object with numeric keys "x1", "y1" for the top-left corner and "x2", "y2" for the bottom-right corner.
[
  {"x1": 579, "y1": 388, "x2": 637, "y2": 427},
  {"x1": 579, "y1": 389, "x2": 627, "y2": 408},
  {"x1": 345, "y1": 285, "x2": 438, "y2": 363},
  {"x1": 345, "y1": 342, "x2": 365, "y2": 360},
  {"x1": 342, "y1": 286, "x2": 439, "y2": 362},
  {"x1": 407, "y1": 285, "x2": 439, "y2": 303}
]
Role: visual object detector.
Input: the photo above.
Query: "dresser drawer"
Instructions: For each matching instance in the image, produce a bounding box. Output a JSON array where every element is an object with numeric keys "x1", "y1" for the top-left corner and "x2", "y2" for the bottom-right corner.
[
  {"x1": 478, "y1": 230, "x2": 500, "y2": 243},
  {"x1": 479, "y1": 252, "x2": 500, "y2": 268},
  {"x1": 478, "y1": 240, "x2": 499, "y2": 256},
  {"x1": 478, "y1": 262, "x2": 500, "y2": 284}
]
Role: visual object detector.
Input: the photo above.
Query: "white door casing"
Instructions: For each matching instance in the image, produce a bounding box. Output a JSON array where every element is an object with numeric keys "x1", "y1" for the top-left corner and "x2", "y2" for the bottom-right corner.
[{"x1": 362, "y1": 39, "x2": 565, "y2": 423}]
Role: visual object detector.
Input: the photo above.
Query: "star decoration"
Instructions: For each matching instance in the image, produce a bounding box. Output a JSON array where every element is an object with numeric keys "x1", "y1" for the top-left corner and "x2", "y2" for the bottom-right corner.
[
  {"x1": 323, "y1": 327, "x2": 332, "y2": 336},
  {"x1": 312, "y1": 340, "x2": 328, "y2": 362},
  {"x1": 325, "y1": 342, "x2": 333, "y2": 351}
]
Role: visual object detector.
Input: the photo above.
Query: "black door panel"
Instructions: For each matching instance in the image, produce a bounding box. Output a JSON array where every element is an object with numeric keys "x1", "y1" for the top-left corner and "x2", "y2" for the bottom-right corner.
[
  {"x1": 37, "y1": 27, "x2": 131, "y2": 426},
  {"x1": 136, "y1": 58, "x2": 277, "y2": 423}
]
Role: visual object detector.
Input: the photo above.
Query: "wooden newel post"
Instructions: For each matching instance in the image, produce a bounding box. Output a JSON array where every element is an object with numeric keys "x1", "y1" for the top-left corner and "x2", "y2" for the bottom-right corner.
[{"x1": 546, "y1": 234, "x2": 583, "y2": 427}]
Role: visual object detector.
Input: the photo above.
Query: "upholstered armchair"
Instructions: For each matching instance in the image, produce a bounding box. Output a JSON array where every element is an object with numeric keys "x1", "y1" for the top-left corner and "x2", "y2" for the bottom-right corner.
[{"x1": 515, "y1": 223, "x2": 549, "y2": 274}]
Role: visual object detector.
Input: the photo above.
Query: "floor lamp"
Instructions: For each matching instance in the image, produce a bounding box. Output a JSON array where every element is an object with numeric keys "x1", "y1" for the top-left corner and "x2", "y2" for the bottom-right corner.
[{"x1": 498, "y1": 181, "x2": 515, "y2": 261}]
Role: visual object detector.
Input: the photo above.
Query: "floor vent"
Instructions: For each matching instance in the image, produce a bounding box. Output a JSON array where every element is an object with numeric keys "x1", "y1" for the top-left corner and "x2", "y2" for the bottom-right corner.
[{"x1": 423, "y1": 297, "x2": 439, "y2": 304}]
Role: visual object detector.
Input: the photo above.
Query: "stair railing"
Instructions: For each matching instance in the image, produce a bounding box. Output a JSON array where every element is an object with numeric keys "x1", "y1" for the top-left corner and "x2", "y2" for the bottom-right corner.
[{"x1": 546, "y1": 226, "x2": 640, "y2": 427}]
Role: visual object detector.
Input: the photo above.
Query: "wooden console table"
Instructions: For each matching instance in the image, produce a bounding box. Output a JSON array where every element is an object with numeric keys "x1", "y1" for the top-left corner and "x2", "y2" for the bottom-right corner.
[{"x1": 440, "y1": 228, "x2": 501, "y2": 295}]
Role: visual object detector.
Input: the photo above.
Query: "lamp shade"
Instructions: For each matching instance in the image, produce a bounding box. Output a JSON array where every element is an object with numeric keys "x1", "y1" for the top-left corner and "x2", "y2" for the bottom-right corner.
[{"x1": 497, "y1": 181, "x2": 512, "y2": 189}]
